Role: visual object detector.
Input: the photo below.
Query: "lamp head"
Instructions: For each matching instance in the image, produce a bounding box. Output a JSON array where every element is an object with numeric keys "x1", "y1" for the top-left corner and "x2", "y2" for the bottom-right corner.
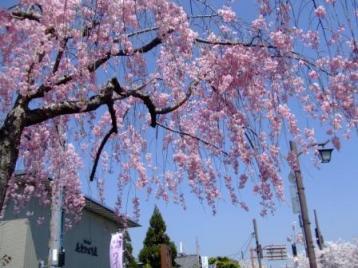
[{"x1": 318, "y1": 148, "x2": 333, "y2": 163}]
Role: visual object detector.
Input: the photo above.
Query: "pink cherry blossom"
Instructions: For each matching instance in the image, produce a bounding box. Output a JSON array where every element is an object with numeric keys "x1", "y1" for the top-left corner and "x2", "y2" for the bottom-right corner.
[
  {"x1": 292, "y1": 240, "x2": 358, "y2": 267},
  {"x1": 251, "y1": 15, "x2": 266, "y2": 30},
  {"x1": 218, "y1": 6, "x2": 236, "y2": 22},
  {"x1": 0, "y1": 0, "x2": 357, "y2": 220},
  {"x1": 315, "y1": 6, "x2": 327, "y2": 18}
]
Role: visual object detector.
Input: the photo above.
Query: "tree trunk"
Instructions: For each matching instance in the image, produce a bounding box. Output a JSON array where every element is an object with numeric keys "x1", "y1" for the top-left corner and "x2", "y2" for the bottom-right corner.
[{"x1": 0, "y1": 103, "x2": 26, "y2": 214}]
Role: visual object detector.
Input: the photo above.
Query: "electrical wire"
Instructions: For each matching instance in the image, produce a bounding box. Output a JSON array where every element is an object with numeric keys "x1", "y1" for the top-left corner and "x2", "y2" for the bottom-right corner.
[{"x1": 226, "y1": 232, "x2": 254, "y2": 260}]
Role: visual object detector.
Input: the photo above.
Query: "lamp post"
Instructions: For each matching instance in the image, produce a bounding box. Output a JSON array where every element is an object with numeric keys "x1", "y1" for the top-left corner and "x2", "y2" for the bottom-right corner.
[{"x1": 289, "y1": 140, "x2": 332, "y2": 268}]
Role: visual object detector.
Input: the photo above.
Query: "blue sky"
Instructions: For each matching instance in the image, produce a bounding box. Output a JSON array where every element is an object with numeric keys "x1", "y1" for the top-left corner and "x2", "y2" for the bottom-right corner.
[
  {"x1": 127, "y1": 136, "x2": 358, "y2": 262},
  {"x1": 1, "y1": 1, "x2": 358, "y2": 267}
]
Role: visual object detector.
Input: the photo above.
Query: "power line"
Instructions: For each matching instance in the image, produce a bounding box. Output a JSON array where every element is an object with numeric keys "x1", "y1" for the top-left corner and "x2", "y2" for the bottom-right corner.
[{"x1": 227, "y1": 232, "x2": 254, "y2": 260}]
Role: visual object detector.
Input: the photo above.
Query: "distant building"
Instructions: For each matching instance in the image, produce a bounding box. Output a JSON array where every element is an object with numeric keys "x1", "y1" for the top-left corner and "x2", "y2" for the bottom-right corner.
[
  {"x1": 175, "y1": 254, "x2": 202, "y2": 268},
  {"x1": 0, "y1": 178, "x2": 139, "y2": 268},
  {"x1": 201, "y1": 256, "x2": 209, "y2": 268}
]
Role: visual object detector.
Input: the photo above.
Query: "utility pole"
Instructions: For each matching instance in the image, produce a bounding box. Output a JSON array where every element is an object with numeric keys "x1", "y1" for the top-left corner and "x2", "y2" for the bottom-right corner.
[
  {"x1": 314, "y1": 209, "x2": 324, "y2": 250},
  {"x1": 48, "y1": 125, "x2": 66, "y2": 267},
  {"x1": 48, "y1": 182, "x2": 65, "y2": 267},
  {"x1": 253, "y1": 219, "x2": 262, "y2": 268},
  {"x1": 289, "y1": 141, "x2": 317, "y2": 268}
]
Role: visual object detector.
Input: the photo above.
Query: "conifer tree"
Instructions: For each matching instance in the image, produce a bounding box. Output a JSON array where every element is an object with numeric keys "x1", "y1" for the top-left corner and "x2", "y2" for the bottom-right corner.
[
  {"x1": 139, "y1": 206, "x2": 177, "y2": 267},
  {"x1": 124, "y1": 230, "x2": 138, "y2": 268}
]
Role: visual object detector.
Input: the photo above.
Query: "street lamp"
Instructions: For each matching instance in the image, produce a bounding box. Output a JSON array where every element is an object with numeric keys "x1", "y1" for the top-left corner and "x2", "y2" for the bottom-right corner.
[
  {"x1": 318, "y1": 148, "x2": 333, "y2": 163},
  {"x1": 289, "y1": 140, "x2": 333, "y2": 268}
]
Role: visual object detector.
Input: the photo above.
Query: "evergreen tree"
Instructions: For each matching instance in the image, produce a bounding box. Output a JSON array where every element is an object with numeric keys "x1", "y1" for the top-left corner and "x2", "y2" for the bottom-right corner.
[
  {"x1": 208, "y1": 256, "x2": 240, "y2": 268},
  {"x1": 124, "y1": 230, "x2": 138, "y2": 268},
  {"x1": 139, "y1": 206, "x2": 177, "y2": 267}
]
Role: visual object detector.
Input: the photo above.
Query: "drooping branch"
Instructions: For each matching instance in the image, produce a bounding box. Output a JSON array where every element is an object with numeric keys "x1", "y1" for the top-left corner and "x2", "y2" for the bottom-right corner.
[
  {"x1": 30, "y1": 36, "x2": 163, "y2": 101},
  {"x1": 88, "y1": 36, "x2": 162, "y2": 72},
  {"x1": 157, "y1": 123, "x2": 229, "y2": 156},
  {"x1": 29, "y1": 75, "x2": 76, "y2": 100},
  {"x1": 156, "y1": 81, "x2": 197, "y2": 115},
  {"x1": 52, "y1": 38, "x2": 69, "y2": 74},
  {"x1": 195, "y1": 37, "x2": 276, "y2": 49},
  {"x1": 112, "y1": 79, "x2": 196, "y2": 127},
  {"x1": 89, "y1": 101, "x2": 118, "y2": 182},
  {"x1": 130, "y1": 91, "x2": 158, "y2": 127},
  {"x1": 196, "y1": 37, "x2": 332, "y2": 76}
]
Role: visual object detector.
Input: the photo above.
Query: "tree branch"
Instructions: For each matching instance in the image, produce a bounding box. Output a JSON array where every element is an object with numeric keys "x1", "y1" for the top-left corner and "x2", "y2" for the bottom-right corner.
[
  {"x1": 30, "y1": 36, "x2": 163, "y2": 100},
  {"x1": 88, "y1": 36, "x2": 162, "y2": 72},
  {"x1": 11, "y1": 11, "x2": 41, "y2": 22},
  {"x1": 196, "y1": 38, "x2": 332, "y2": 75},
  {"x1": 156, "y1": 81, "x2": 197, "y2": 115},
  {"x1": 52, "y1": 38, "x2": 69, "y2": 74},
  {"x1": 110, "y1": 78, "x2": 159, "y2": 127},
  {"x1": 195, "y1": 37, "x2": 276, "y2": 49},
  {"x1": 128, "y1": 91, "x2": 158, "y2": 127},
  {"x1": 89, "y1": 101, "x2": 118, "y2": 181},
  {"x1": 111, "y1": 79, "x2": 195, "y2": 127},
  {"x1": 25, "y1": 80, "x2": 118, "y2": 126},
  {"x1": 29, "y1": 75, "x2": 73, "y2": 100},
  {"x1": 157, "y1": 123, "x2": 228, "y2": 156}
]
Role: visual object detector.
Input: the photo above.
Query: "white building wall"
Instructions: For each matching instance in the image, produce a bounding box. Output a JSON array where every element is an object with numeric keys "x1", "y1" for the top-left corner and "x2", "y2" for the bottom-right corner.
[
  {"x1": 0, "y1": 218, "x2": 38, "y2": 268},
  {"x1": 3, "y1": 198, "x2": 121, "y2": 268}
]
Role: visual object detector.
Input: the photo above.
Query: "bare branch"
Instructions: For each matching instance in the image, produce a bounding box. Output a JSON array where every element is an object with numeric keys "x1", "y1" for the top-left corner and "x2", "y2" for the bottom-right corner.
[
  {"x1": 89, "y1": 36, "x2": 162, "y2": 72},
  {"x1": 196, "y1": 38, "x2": 332, "y2": 75},
  {"x1": 157, "y1": 123, "x2": 228, "y2": 156},
  {"x1": 111, "y1": 79, "x2": 196, "y2": 127},
  {"x1": 89, "y1": 128, "x2": 116, "y2": 182},
  {"x1": 195, "y1": 37, "x2": 276, "y2": 49},
  {"x1": 29, "y1": 75, "x2": 73, "y2": 100},
  {"x1": 107, "y1": 102, "x2": 118, "y2": 134},
  {"x1": 52, "y1": 38, "x2": 69, "y2": 74},
  {"x1": 110, "y1": 78, "x2": 158, "y2": 127},
  {"x1": 128, "y1": 91, "x2": 157, "y2": 127},
  {"x1": 189, "y1": 14, "x2": 219, "y2": 19},
  {"x1": 25, "y1": 80, "x2": 118, "y2": 126},
  {"x1": 126, "y1": 27, "x2": 159, "y2": 38},
  {"x1": 156, "y1": 81, "x2": 197, "y2": 114},
  {"x1": 11, "y1": 11, "x2": 40, "y2": 22},
  {"x1": 89, "y1": 101, "x2": 118, "y2": 182}
]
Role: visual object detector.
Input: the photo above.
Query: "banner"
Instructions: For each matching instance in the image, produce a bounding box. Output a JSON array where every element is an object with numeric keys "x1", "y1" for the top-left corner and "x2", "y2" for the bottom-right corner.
[{"x1": 110, "y1": 232, "x2": 123, "y2": 268}]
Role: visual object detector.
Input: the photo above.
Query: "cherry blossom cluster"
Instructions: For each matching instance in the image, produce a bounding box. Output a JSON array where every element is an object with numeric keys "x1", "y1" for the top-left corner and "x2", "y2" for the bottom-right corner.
[
  {"x1": 0, "y1": 0, "x2": 357, "y2": 219},
  {"x1": 292, "y1": 240, "x2": 358, "y2": 268}
]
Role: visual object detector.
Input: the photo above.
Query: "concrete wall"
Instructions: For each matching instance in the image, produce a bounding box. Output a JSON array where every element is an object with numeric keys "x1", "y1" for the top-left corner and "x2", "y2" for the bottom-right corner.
[
  {"x1": 0, "y1": 218, "x2": 38, "y2": 268},
  {"x1": 3, "y1": 198, "x2": 120, "y2": 268},
  {"x1": 64, "y1": 209, "x2": 119, "y2": 268}
]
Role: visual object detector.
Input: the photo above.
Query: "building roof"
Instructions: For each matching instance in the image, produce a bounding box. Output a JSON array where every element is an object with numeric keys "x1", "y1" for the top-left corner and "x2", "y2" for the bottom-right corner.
[
  {"x1": 175, "y1": 254, "x2": 201, "y2": 268},
  {"x1": 13, "y1": 172, "x2": 140, "y2": 228},
  {"x1": 84, "y1": 197, "x2": 140, "y2": 228}
]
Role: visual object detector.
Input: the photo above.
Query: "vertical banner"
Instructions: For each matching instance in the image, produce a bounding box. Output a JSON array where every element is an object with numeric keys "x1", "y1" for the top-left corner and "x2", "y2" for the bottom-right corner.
[{"x1": 110, "y1": 232, "x2": 123, "y2": 268}]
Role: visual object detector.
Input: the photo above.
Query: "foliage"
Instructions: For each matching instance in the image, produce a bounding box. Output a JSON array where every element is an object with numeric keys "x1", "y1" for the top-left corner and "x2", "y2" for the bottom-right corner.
[
  {"x1": 139, "y1": 206, "x2": 177, "y2": 267},
  {"x1": 292, "y1": 240, "x2": 358, "y2": 268},
  {"x1": 209, "y1": 256, "x2": 240, "y2": 268},
  {"x1": 0, "y1": 0, "x2": 357, "y2": 218},
  {"x1": 124, "y1": 230, "x2": 138, "y2": 268}
]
